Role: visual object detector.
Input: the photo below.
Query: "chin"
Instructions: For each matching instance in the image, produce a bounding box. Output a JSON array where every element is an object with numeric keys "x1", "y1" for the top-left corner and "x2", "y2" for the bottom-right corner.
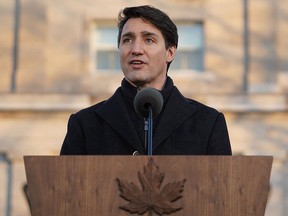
[{"x1": 126, "y1": 77, "x2": 146, "y2": 88}]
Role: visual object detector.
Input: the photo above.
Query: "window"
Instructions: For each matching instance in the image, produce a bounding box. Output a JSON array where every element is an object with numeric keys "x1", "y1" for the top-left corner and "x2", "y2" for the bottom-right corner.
[
  {"x1": 90, "y1": 22, "x2": 204, "y2": 73},
  {"x1": 90, "y1": 24, "x2": 120, "y2": 73},
  {"x1": 170, "y1": 23, "x2": 204, "y2": 72}
]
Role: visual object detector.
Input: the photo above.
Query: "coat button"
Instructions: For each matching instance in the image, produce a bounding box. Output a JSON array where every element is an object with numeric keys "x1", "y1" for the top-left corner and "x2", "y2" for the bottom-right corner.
[{"x1": 132, "y1": 151, "x2": 140, "y2": 156}]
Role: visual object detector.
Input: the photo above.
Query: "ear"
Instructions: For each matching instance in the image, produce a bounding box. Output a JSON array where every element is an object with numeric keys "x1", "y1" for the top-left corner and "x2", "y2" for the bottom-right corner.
[{"x1": 166, "y1": 46, "x2": 177, "y2": 63}]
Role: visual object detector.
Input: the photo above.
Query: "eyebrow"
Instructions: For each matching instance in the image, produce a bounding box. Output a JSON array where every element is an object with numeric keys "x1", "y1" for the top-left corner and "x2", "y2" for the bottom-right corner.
[
  {"x1": 142, "y1": 31, "x2": 159, "y2": 38},
  {"x1": 121, "y1": 31, "x2": 159, "y2": 39}
]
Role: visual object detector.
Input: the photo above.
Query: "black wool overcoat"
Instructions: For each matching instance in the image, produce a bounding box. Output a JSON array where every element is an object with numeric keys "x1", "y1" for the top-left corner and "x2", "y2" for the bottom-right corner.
[{"x1": 60, "y1": 85, "x2": 232, "y2": 156}]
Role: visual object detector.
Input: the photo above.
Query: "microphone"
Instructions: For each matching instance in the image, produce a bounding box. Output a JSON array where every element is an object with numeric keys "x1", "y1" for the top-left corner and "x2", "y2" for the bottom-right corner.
[
  {"x1": 134, "y1": 87, "x2": 163, "y2": 156},
  {"x1": 134, "y1": 87, "x2": 163, "y2": 118}
]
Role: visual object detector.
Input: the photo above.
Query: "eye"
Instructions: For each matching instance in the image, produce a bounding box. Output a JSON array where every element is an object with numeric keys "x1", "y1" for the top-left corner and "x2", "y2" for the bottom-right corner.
[
  {"x1": 145, "y1": 38, "x2": 154, "y2": 44},
  {"x1": 122, "y1": 37, "x2": 132, "y2": 44}
]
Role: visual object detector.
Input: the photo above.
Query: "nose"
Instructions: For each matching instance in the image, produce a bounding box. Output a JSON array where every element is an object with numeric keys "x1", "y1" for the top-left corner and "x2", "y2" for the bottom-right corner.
[{"x1": 131, "y1": 40, "x2": 143, "y2": 56}]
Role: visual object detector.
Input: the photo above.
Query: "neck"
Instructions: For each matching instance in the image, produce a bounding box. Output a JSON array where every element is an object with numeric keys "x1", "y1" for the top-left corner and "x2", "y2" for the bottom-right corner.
[{"x1": 125, "y1": 77, "x2": 167, "y2": 91}]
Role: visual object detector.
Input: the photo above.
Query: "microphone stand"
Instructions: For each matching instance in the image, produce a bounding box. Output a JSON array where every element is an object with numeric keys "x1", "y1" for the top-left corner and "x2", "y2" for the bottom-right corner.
[
  {"x1": 144, "y1": 119, "x2": 148, "y2": 154},
  {"x1": 143, "y1": 106, "x2": 153, "y2": 156},
  {"x1": 147, "y1": 106, "x2": 153, "y2": 156}
]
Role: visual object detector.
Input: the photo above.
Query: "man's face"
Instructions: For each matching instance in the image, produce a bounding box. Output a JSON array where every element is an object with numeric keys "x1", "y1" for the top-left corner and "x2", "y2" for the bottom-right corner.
[{"x1": 119, "y1": 18, "x2": 176, "y2": 90}]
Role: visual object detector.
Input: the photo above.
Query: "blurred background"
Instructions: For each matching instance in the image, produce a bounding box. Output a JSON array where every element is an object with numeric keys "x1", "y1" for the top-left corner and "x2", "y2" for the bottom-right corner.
[{"x1": 0, "y1": 0, "x2": 288, "y2": 215}]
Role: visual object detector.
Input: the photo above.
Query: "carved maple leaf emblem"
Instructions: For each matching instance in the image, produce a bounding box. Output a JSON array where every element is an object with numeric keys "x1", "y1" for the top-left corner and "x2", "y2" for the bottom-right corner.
[{"x1": 117, "y1": 158, "x2": 186, "y2": 215}]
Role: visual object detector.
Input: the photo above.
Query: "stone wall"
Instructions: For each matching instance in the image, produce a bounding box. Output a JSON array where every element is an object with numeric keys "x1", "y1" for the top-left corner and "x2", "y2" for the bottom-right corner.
[
  {"x1": 1, "y1": 0, "x2": 287, "y2": 94},
  {"x1": 0, "y1": 0, "x2": 288, "y2": 215}
]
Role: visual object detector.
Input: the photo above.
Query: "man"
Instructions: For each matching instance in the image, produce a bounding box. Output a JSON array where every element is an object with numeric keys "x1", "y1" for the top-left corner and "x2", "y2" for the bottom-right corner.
[{"x1": 60, "y1": 5, "x2": 232, "y2": 155}]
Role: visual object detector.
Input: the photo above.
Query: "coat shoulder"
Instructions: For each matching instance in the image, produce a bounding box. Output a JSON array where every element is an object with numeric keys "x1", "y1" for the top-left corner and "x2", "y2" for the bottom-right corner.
[
  {"x1": 73, "y1": 100, "x2": 106, "y2": 119},
  {"x1": 184, "y1": 97, "x2": 220, "y2": 117},
  {"x1": 73, "y1": 87, "x2": 122, "y2": 119}
]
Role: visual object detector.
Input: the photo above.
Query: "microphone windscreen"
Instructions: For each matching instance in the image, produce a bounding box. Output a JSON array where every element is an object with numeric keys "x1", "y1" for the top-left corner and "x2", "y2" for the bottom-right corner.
[{"x1": 134, "y1": 87, "x2": 164, "y2": 118}]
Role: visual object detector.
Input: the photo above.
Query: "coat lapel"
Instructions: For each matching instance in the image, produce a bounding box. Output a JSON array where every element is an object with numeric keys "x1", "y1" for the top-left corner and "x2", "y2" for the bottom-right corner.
[
  {"x1": 153, "y1": 87, "x2": 197, "y2": 150},
  {"x1": 95, "y1": 88, "x2": 145, "y2": 154},
  {"x1": 94, "y1": 86, "x2": 196, "y2": 154}
]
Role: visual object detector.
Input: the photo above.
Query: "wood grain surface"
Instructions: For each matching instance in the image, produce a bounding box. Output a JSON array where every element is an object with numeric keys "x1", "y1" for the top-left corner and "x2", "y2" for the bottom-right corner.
[{"x1": 24, "y1": 156, "x2": 273, "y2": 216}]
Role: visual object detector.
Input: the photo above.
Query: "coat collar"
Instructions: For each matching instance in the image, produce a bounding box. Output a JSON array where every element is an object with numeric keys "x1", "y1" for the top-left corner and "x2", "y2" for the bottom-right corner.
[
  {"x1": 152, "y1": 86, "x2": 197, "y2": 150},
  {"x1": 95, "y1": 87, "x2": 145, "y2": 154},
  {"x1": 95, "y1": 79, "x2": 197, "y2": 154}
]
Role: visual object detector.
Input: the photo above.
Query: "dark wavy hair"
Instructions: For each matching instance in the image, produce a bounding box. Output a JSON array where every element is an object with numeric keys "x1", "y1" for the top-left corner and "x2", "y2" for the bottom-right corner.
[{"x1": 117, "y1": 5, "x2": 178, "y2": 71}]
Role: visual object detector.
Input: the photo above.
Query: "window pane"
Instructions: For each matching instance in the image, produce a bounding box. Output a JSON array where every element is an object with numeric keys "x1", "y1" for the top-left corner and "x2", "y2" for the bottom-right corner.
[
  {"x1": 94, "y1": 27, "x2": 117, "y2": 46},
  {"x1": 187, "y1": 49, "x2": 204, "y2": 71},
  {"x1": 171, "y1": 49, "x2": 203, "y2": 71},
  {"x1": 96, "y1": 50, "x2": 120, "y2": 70},
  {"x1": 178, "y1": 24, "x2": 203, "y2": 48},
  {"x1": 171, "y1": 53, "x2": 181, "y2": 69}
]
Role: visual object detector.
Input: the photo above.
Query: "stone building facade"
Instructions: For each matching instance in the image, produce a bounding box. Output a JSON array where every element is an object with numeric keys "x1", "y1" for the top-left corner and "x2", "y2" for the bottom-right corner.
[{"x1": 0, "y1": 0, "x2": 288, "y2": 215}]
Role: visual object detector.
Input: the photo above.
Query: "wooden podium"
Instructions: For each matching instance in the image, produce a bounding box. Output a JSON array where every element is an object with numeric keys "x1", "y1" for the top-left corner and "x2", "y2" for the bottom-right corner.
[{"x1": 24, "y1": 156, "x2": 273, "y2": 216}]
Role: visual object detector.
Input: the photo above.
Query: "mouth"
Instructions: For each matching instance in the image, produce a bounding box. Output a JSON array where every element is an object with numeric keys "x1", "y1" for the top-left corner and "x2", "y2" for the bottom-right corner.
[{"x1": 130, "y1": 60, "x2": 145, "y2": 65}]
